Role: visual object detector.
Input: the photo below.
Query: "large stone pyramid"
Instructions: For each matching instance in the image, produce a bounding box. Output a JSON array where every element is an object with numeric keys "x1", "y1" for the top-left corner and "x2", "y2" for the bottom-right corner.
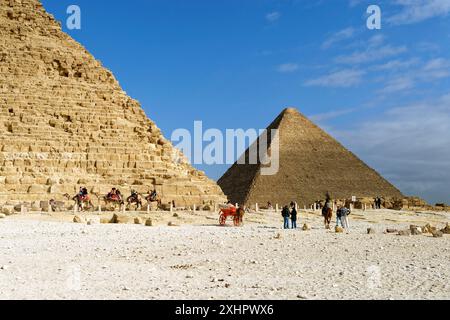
[
  {"x1": 218, "y1": 108, "x2": 403, "y2": 207},
  {"x1": 0, "y1": 0, "x2": 226, "y2": 206}
]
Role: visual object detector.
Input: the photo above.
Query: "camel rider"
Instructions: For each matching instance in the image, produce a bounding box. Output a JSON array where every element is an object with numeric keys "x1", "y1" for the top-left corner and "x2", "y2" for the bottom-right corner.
[
  {"x1": 108, "y1": 188, "x2": 117, "y2": 200},
  {"x1": 149, "y1": 189, "x2": 157, "y2": 201},
  {"x1": 79, "y1": 187, "x2": 88, "y2": 199}
]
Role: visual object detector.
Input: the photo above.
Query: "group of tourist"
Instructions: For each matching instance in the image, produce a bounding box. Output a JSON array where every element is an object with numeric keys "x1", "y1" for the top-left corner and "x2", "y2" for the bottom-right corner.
[
  {"x1": 279, "y1": 199, "x2": 352, "y2": 231},
  {"x1": 281, "y1": 202, "x2": 298, "y2": 229},
  {"x1": 374, "y1": 196, "x2": 382, "y2": 209}
]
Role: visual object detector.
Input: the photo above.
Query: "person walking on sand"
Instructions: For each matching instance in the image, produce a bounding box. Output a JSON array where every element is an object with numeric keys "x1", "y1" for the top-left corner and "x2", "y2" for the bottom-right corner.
[
  {"x1": 290, "y1": 203, "x2": 298, "y2": 229},
  {"x1": 337, "y1": 205, "x2": 351, "y2": 231},
  {"x1": 282, "y1": 205, "x2": 290, "y2": 229}
]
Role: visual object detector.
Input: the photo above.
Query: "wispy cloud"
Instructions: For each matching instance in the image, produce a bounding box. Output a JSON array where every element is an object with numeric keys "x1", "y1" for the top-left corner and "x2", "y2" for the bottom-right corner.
[
  {"x1": 377, "y1": 57, "x2": 450, "y2": 94},
  {"x1": 370, "y1": 58, "x2": 420, "y2": 71},
  {"x1": 421, "y1": 58, "x2": 450, "y2": 79},
  {"x1": 333, "y1": 93, "x2": 450, "y2": 203},
  {"x1": 378, "y1": 76, "x2": 415, "y2": 94},
  {"x1": 304, "y1": 69, "x2": 366, "y2": 88},
  {"x1": 266, "y1": 11, "x2": 281, "y2": 23},
  {"x1": 335, "y1": 44, "x2": 407, "y2": 64},
  {"x1": 276, "y1": 63, "x2": 299, "y2": 73},
  {"x1": 321, "y1": 27, "x2": 356, "y2": 49},
  {"x1": 388, "y1": 0, "x2": 450, "y2": 25}
]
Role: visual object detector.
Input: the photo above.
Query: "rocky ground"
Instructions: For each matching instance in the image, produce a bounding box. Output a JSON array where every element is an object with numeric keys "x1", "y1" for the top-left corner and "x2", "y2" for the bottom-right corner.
[{"x1": 0, "y1": 208, "x2": 449, "y2": 300}]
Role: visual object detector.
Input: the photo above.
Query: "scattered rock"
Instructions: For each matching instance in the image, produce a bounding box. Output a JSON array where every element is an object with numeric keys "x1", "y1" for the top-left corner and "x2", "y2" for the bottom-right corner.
[
  {"x1": 100, "y1": 218, "x2": 110, "y2": 224},
  {"x1": 1, "y1": 205, "x2": 15, "y2": 216},
  {"x1": 173, "y1": 213, "x2": 179, "y2": 218},
  {"x1": 274, "y1": 233, "x2": 282, "y2": 239},
  {"x1": 168, "y1": 221, "x2": 179, "y2": 227},
  {"x1": 134, "y1": 217, "x2": 142, "y2": 225},
  {"x1": 110, "y1": 214, "x2": 132, "y2": 224},
  {"x1": 432, "y1": 230, "x2": 443, "y2": 238},
  {"x1": 302, "y1": 224, "x2": 311, "y2": 231},
  {"x1": 367, "y1": 228, "x2": 376, "y2": 234},
  {"x1": 410, "y1": 225, "x2": 422, "y2": 236},
  {"x1": 441, "y1": 223, "x2": 450, "y2": 234},
  {"x1": 87, "y1": 217, "x2": 100, "y2": 225},
  {"x1": 422, "y1": 223, "x2": 432, "y2": 234},
  {"x1": 145, "y1": 218, "x2": 152, "y2": 227},
  {"x1": 386, "y1": 228, "x2": 398, "y2": 234},
  {"x1": 0, "y1": 213, "x2": 6, "y2": 219},
  {"x1": 398, "y1": 230, "x2": 411, "y2": 236},
  {"x1": 73, "y1": 215, "x2": 85, "y2": 223},
  {"x1": 335, "y1": 226, "x2": 344, "y2": 233}
]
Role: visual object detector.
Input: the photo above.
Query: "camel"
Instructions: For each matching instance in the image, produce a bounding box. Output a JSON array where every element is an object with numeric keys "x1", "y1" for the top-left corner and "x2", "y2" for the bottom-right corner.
[
  {"x1": 126, "y1": 190, "x2": 143, "y2": 210},
  {"x1": 64, "y1": 193, "x2": 94, "y2": 212},
  {"x1": 144, "y1": 191, "x2": 162, "y2": 210},
  {"x1": 103, "y1": 189, "x2": 125, "y2": 210}
]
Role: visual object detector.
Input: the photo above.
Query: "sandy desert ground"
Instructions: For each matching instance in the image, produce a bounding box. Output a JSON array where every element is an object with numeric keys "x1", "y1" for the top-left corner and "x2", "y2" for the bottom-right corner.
[{"x1": 0, "y1": 208, "x2": 449, "y2": 300}]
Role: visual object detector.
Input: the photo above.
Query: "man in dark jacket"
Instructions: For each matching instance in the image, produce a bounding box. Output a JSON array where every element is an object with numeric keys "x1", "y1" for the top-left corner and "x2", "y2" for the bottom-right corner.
[
  {"x1": 281, "y1": 206, "x2": 290, "y2": 229},
  {"x1": 290, "y1": 204, "x2": 298, "y2": 229}
]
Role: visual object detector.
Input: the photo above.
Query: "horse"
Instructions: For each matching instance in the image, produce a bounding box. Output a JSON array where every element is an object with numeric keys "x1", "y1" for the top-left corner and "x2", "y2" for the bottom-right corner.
[
  {"x1": 235, "y1": 207, "x2": 245, "y2": 226},
  {"x1": 126, "y1": 190, "x2": 143, "y2": 210},
  {"x1": 64, "y1": 193, "x2": 94, "y2": 212},
  {"x1": 322, "y1": 206, "x2": 333, "y2": 229}
]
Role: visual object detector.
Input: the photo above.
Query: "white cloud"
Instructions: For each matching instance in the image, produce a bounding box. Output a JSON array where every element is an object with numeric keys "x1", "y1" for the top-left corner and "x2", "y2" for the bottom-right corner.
[
  {"x1": 321, "y1": 27, "x2": 356, "y2": 49},
  {"x1": 378, "y1": 76, "x2": 415, "y2": 94},
  {"x1": 276, "y1": 63, "x2": 299, "y2": 73},
  {"x1": 266, "y1": 11, "x2": 281, "y2": 23},
  {"x1": 333, "y1": 93, "x2": 450, "y2": 204},
  {"x1": 335, "y1": 45, "x2": 407, "y2": 64},
  {"x1": 304, "y1": 69, "x2": 366, "y2": 88},
  {"x1": 370, "y1": 58, "x2": 420, "y2": 71},
  {"x1": 376, "y1": 57, "x2": 450, "y2": 94},
  {"x1": 388, "y1": 0, "x2": 450, "y2": 25},
  {"x1": 420, "y1": 58, "x2": 450, "y2": 79}
]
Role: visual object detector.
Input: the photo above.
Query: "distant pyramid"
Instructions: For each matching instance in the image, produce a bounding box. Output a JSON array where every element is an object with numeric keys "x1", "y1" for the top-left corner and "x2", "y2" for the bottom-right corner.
[
  {"x1": 218, "y1": 108, "x2": 403, "y2": 206},
  {"x1": 0, "y1": 0, "x2": 226, "y2": 206}
]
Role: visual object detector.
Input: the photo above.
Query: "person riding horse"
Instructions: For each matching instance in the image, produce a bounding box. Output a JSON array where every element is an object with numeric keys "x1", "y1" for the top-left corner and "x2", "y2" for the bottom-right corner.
[{"x1": 322, "y1": 193, "x2": 333, "y2": 229}]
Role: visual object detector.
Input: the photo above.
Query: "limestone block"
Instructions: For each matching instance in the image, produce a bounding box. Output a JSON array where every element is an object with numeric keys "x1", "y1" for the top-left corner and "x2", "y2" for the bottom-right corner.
[
  {"x1": 28, "y1": 185, "x2": 49, "y2": 193},
  {"x1": 2, "y1": 205, "x2": 15, "y2": 215}
]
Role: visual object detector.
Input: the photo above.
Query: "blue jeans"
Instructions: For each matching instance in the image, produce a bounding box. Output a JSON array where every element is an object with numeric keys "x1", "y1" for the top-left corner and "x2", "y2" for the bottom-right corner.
[
  {"x1": 291, "y1": 220, "x2": 297, "y2": 229},
  {"x1": 283, "y1": 217, "x2": 290, "y2": 229},
  {"x1": 336, "y1": 216, "x2": 342, "y2": 227}
]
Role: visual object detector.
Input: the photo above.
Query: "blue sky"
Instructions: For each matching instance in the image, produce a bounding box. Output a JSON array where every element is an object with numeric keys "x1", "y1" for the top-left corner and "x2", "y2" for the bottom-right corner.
[{"x1": 41, "y1": 0, "x2": 450, "y2": 204}]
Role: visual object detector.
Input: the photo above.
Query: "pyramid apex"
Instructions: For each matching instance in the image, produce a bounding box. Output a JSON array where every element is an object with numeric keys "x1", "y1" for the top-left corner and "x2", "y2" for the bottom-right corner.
[{"x1": 282, "y1": 107, "x2": 299, "y2": 114}]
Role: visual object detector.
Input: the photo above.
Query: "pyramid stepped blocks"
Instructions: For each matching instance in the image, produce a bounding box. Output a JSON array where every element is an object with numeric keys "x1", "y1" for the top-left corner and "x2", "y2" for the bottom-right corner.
[
  {"x1": 0, "y1": 0, "x2": 226, "y2": 207},
  {"x1": 218, "y1": 108, "x2": 403, "y2": 207}
]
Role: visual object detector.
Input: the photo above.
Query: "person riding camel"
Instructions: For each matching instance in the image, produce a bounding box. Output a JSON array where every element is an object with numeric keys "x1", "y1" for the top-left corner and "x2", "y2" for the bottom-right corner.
[
  {"x1": 107, "y1": 188, "x2": 118, "y2": 200},
  {"x1": 78, "y1": 187, "x2": 88, "y2": 200},
  {"x1": 149, "y1": 189, "x2": 158, "y2": 201}
]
